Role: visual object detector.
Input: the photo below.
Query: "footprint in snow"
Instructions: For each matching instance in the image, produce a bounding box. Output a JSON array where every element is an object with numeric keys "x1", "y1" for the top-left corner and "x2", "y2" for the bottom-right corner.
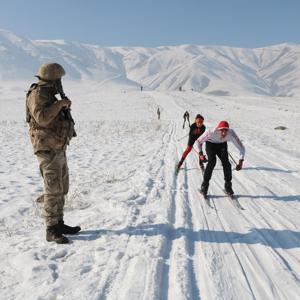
[
  {"x1": 49, "y1": 249, "x2": 68, "y2": 261},
  {"x1": 80, "y1": 265, "x2": 93, "y2": 275}
]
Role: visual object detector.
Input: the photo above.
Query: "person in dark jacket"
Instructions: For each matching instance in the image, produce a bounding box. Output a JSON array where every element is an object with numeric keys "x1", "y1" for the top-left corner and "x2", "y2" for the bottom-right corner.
[
  {"x1": 176, "y1": 114, "x2": 206, "y2": 172},
  {"x1": 183, "y1": 111, "x2": 190, "y2": 128}
]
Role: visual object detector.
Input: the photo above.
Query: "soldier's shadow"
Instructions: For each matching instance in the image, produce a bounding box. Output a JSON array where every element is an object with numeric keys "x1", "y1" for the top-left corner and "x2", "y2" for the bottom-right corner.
[{"x1": 71, "y1": 223, "x2": 300, "y2": 249}]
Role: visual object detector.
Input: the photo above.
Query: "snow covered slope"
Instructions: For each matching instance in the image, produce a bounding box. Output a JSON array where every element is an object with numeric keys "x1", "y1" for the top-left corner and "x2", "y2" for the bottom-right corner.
[
  {"x1": 1, "y1": 29, "x2": 300, "y2": 96},
  {"x1": 0, "y1": 80, "x2": 299, "y2": 299}
]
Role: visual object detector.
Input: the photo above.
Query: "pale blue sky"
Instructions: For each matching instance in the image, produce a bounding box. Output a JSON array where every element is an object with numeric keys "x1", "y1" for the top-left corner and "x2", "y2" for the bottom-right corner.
[{"x1": 0, "y1": 0, "x2": 299, "y2": 47}]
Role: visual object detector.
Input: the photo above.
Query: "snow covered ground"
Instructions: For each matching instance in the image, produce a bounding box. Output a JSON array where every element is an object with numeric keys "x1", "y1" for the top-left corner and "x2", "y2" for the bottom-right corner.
[{"x1": 0, "y1": 81, "x2": 300, "y2": 300}]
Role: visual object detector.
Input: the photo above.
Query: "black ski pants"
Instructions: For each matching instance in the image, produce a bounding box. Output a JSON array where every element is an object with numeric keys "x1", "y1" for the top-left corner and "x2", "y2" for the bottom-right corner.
[{"x1": 203, "y1": 141, "x2": 232, "y2": 184}]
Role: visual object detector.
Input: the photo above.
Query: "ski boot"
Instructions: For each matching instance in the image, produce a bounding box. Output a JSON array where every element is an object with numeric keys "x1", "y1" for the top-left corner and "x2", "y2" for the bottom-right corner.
[
  {"x1": 200, "y1": 181, "x2": 209, "y2": 196},
  {"x1": 176, "y1": 158, "x2": 184, "y2": 174},
  {"x1": 225, "y1": 182, "x2": 234, "y2": 196}
]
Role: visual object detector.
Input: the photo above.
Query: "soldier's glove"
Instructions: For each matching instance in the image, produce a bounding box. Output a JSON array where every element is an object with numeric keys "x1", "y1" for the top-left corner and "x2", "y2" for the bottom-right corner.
[
  {"x1": 199, "y1": 151, "x2": 207, "y2": 163},
  {"x1": 236, "y1": 159, "x2": 244, "y2": 171},
  {"x1": 60, "y1": 99, "x2": 72, "y2": 109}
]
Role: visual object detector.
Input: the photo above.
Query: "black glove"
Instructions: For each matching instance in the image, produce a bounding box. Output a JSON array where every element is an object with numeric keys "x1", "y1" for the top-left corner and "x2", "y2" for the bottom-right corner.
[
  {"x1": 199, "y1": 151, "x2": 207, "y2": 163},
  {"x1": 236, "y1": 159, "x2": 244, "y2": 171}
]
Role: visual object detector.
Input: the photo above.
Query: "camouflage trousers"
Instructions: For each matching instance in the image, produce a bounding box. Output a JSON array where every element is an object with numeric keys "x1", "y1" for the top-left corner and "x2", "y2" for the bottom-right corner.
[{"x1": 36, "y1": 150, "x2": 69, "y2": 226}]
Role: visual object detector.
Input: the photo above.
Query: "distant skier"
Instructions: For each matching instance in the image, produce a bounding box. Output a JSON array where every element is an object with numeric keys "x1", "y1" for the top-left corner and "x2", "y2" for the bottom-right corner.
[
  {"x1": 197, "y1": 121, "x2": 245, "y2": 196},
  {"x1": 176, "y1": 114, "x2": 206, "y2": 172},
  {"x1": 157, "y1": 107, "x2": 161, "y2": 120},
  {"x1": 140, "y1": 86, "x2": 143, "y2": 91},
  {"x1": 183, "y1": 111, "x2": 190, "y2": 129}
]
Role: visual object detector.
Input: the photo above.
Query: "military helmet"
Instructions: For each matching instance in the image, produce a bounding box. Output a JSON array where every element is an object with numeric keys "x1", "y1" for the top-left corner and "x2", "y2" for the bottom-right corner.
[{"x1": 36, "y1": 63, "x2": 66, "y2": 81}]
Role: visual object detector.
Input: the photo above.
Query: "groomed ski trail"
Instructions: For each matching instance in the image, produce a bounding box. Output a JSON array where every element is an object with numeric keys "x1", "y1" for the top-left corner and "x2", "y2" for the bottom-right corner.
[
  {"x1": 1, "y1": 88, "x2": 299, "y2": 300},
  {"x1": 149, "y1": 90, "x2": 300, "y2": 300}
]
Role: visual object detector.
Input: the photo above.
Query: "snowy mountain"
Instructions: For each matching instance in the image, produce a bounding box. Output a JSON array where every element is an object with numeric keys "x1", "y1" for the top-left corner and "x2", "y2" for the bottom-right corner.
[{"x1": 1, "y1": 28, "x2": 300, "y2": 96}]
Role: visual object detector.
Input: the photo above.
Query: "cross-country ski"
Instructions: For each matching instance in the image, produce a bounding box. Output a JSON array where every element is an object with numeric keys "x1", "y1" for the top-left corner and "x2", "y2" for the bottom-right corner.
[
  {"x1": 199, "y1": 190, "x2": 214, "y2": 209},
  {"x1": 223, "y1": 190, "x2": 245, "y2": 210}
]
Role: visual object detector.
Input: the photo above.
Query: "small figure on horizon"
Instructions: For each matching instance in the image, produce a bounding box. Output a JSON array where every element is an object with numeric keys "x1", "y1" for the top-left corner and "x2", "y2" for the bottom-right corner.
[
  {"x1": 157, "y1": 107, "x2": 161, "y2": 120},
  {"x1": 140, "y1": 86, "x2": 143, "y2": 91}
]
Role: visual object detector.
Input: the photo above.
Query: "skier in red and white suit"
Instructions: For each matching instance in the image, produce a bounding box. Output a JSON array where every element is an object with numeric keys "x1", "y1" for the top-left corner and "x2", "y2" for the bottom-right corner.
[
  {"x1": 176, "y1": 114, "x2": 206, "y2": 172},
  {"x1": 197, "y1": 121, "x2": 245, "y2": 196}
]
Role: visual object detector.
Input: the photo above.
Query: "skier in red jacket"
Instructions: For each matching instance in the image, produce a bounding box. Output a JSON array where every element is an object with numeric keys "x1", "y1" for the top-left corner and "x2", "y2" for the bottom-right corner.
[{"x1": 176, "y1": 114, "x2": 206, "y2": 173}]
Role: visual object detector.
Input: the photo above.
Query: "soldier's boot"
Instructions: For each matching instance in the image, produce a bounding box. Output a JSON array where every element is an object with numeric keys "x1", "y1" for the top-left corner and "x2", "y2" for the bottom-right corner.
[
  {"x1": 58, "y1": 220, "x2": 81, "y2": 235},
  {"x1": 46, "y1": 224, "x2": 69, "y2": 244}
]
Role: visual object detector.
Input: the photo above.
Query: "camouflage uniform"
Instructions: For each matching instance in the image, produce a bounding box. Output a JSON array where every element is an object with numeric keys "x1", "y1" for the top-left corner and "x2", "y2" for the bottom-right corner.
[
  {"x1": 36, "y1": 150, "x2": 69, "y2": 226},
  {"x1": 27, "y1": 80, "x2": 75, "y2": 226}
]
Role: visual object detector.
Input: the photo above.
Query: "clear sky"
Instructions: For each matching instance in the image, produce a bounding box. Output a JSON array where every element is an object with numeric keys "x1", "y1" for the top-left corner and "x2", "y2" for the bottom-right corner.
[{"x1": 0, "y1": 0, "x2": 299, "y2": 48}]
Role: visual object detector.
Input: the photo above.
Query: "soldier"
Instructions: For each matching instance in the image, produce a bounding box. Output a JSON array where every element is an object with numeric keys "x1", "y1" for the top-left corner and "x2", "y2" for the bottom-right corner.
[{"x1": 26, "y1": 63, "x2": 81, "y2": 244}]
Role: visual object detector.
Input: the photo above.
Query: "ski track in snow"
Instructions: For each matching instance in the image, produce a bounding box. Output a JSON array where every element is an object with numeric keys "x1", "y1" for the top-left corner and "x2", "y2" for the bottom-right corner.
[{"x1": 0, "y1": 84, "x2": 300, "y2": 300}]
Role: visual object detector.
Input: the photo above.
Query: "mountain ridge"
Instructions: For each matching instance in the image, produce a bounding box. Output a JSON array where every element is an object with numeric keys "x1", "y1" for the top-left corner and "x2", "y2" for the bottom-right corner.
[{"x1": 1, "y1": 29, "x2": 300, "y2": 96}]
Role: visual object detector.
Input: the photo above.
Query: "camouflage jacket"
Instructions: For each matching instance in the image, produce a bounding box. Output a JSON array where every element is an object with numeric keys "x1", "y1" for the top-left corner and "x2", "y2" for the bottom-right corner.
[{"x1": 26, "y1": 81, "x2": 75, "y2": 153}]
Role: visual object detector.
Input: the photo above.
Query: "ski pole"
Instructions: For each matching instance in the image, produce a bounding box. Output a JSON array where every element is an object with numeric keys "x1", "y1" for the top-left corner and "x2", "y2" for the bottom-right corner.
[
  {"x1": 228, "y1": 151, "x2": 238, "y2": 166},
  {"x1": 192, "y1": 146, "x2": 199, "y2": 154},
  {"x1": 193, "y1": 147, "x2": 205, "y2": 172},
  {"x1": 177, "y1": 133, "x2": 188, "y2": 141}
]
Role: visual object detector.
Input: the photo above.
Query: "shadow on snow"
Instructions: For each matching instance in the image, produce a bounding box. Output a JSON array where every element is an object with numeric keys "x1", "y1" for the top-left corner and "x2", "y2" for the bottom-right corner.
[
  {"x1": 210, "y1": 194, "x2": 300, "y2": 202},
  {"x1": 72, "y1": 224, "x2": 300, "y2": 249},
  {"x1": 243, "y1": 166, "x2": 298, "y2": 174}
]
